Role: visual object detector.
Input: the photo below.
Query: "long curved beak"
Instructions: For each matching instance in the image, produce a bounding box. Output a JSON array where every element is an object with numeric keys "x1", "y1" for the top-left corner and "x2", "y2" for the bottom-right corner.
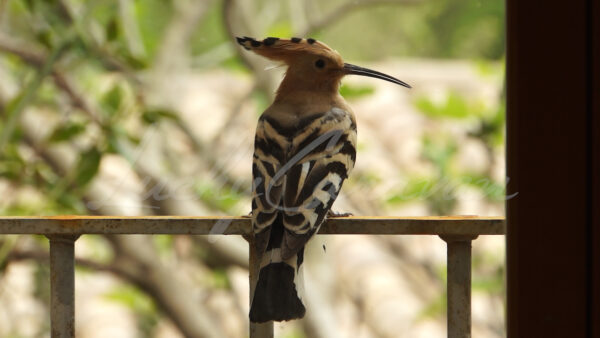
[{"x1": 343, "y1": 63, "x2": 411, "y2": 88}]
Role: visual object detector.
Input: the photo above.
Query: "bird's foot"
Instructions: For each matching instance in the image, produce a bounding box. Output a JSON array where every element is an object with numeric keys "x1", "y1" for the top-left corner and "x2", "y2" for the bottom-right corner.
[
  {"x1": 241, "y1": 211, "x2": 252, "y2": 218},
  {"x1": 327, "y1": 210, "x2": 353, "y2": 217}
]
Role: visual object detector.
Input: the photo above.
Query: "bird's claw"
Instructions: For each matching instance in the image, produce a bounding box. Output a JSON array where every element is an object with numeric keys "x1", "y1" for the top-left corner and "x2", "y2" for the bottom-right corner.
[
  {"x1": 241, "y1": 211, "x2": 252, "y2": 219},
  {"x1": 328, "y1": 210, "x2": 353, "y2": 217}
]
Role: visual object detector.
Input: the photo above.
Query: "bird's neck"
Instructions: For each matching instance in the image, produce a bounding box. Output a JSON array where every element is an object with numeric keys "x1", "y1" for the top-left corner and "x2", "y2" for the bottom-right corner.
[{"x1": 275, "y1": 73, "x2": 341, "y2": 104}]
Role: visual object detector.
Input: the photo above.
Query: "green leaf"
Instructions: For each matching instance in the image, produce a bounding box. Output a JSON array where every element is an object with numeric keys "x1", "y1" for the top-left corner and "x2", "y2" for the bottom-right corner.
[
  {"x1": 100, "y1": 85, "x2": 123, "y2": 116},
  {"x1": 339, "y1": 83, "x2": 375, "y2": 99},
  {"x1": 415, "y1": 92, "x2": 471, "y2": 119},
  {"x1": 23, "y1": 0, "x2": 35, "y2": 12},
  {"x1": 387, "y1": 177, "x2": 434, "y2": 204},
  {"x1": 0, "y1": 159, "x2": 24, "y2": 180},
  {"x1": 461, "y1": 174, "x2": 506, "y2": 202},
  {"x1": 142, "y1": 108, "x2": 178, "y2": 124},
  {"x1": 416, "y1": 293, "x2": 446, "y2": 321},
  {"x1": 211, "y1": 268, "x2": 231, "y2": 289},
  {"x1": 252, "y1": 90, "x2": 269, "y2": 116},
  {"x1": 221, "y1": 56, "x2": 248, "y2": 73},
  {"x1": 134, "y1": 0, "x2": 173, "y2": 58},
  {"x1": 141, "y1": 111, "x2": 158, "y2": 124},
  {"x1": 422, "y1": 135, "x2": 457, "y2": 171},
  {"x1": 473, "y1": 274, "x2": 504, "y2": 293},
  {"x1": 0, "y1": 41, "x2": 69, "y2": 151},
  {"x1": 266, "y1": 22, "x2": 293, "y2": 39},
  {"x1": 104, "y1": 285, "x2": 156, "y2": 314},
  {"x1": 475, "y1": 59, "x2": 498, "y2": 77},
  {"x1": 282, "y1": 328, "x2": 306, "y2": 338},
  {"x1": 354, "y1": 171, "x2": 382, "y2": 187},
  {"x1": 473, "y1": 102, "x2": 505, "y2": 147},
  {"x1": 105, "y1": 285, "x2": 158, "y2": 335},
  {"x1": 36, "y1": 29, "x2": 54, "y2": 49},
  {"x1": 105, "y1": 125, "x2": 125, "y2": 154},
  {"x1": 195, "y1": 182, "x2": 243, "y2": 213},
  {"x1": 56, "y1": 193, "x2": 85, "y2": 212},
  {"x1": 153, "y1": 235, "x2": 173, "y2": 257},
  {"x1": 122, "y1": 53, "x2": 148, "y2": 70},
  {"x1": 48, "y1": 123, "x2": 86, "y2": 142},
  {"x1": 106, "y1": 17, "x2": 119, "y2": 41},
  {"x1": 73, "y1": 147, "x2": 101, "y2": 187}
]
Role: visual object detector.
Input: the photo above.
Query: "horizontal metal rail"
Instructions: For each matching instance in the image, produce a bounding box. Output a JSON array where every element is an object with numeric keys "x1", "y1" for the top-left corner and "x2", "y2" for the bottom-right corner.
[
  {"x1": 0, "y1": 215, "x2": 504, "y2": 235},
  {"x1": 0, "y1": 216, "x2": 505, "y2": 338}
]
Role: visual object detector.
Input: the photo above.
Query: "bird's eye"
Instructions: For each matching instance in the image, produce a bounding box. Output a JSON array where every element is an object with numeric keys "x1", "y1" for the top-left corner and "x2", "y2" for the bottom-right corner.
[{"x1": 315, "y1": 59, "x2": 325, "y2": 69}]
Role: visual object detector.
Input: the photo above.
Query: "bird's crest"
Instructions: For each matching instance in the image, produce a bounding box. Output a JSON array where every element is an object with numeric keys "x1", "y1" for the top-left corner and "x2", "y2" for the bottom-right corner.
[{"x1": 236, "y1": 36, "x2": 342, "y2": 65}]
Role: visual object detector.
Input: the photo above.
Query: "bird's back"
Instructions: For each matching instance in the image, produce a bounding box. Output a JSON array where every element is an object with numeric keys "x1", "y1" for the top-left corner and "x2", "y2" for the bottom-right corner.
[
  {"x1": 249, "y1": 99, "x2": 356, "y2": 322},
  {"x1": 252, "y1": 100, "x2": 357, "y2": 259}
]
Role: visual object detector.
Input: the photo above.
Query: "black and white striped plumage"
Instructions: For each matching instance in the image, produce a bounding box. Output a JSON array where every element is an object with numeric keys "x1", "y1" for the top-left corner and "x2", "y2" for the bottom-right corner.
[{"x1": 249, "y1": 107, "x2": 356, "y2": 322}]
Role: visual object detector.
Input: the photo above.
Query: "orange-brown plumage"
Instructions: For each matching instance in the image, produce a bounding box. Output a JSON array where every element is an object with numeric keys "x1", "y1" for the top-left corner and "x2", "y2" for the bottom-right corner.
[{"x1": 237, "y1": 36, "x2": 346, "y2": 101}]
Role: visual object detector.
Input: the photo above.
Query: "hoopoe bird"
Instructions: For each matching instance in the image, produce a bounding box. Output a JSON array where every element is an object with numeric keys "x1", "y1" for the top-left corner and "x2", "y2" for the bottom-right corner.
[{"x1": 237, "y1": 36, "x2": 410, "y2": 323}]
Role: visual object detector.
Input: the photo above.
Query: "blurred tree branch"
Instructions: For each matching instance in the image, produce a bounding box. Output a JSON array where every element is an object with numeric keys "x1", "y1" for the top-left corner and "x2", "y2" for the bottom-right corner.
[
  {"x1": 300, "y1": 0, "x2": 422, "y2": 37},
  {"x1": 0, "y1": 28, "x2": 250, "y2": 278},
  {"x1": 54, "y1": 0, "x2": 142, "y2": 82},
  {"x1": 117, "y1": 0, "x2": 147, "y2": 59},
  {"x1": 0, "y1": 30, "x2": 247, "y2": 192},
  {"x1": 5, "y1": 239, "x2": 232, "y2": 338},
  {"x1": 222, "y1": 0, "x2": 280, "y2": 97},
  {"x1": 153, "y1": 0, "x2": 212, "y2": 72},
  {"x1": 15, "y1": 115, "x2": 233, "y2": 338},
  {"x1": 223, "y1": 0, "x2": 422, "y2": 81},
  {"x1": 0, "y1": 40, "x2": 68, "y2": 153},
  {"x1": 0, "y1": 33, "x2": 103, "y2": 124},
  {"x1": 106, "y1": 234, "x2": 227, "y2": 338},
  {"x1": 1, "y1": 45, "x2": 241, "y2": 333},
  {"x1": 0, "y1": 29, "x2": 252, "y2": 326},
  {"x1": 5, "y1": 249, "x2": 128, "y2": 279}
]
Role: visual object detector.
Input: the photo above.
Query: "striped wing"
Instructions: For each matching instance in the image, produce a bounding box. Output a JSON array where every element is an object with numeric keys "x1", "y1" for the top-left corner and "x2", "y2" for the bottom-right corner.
[{"x1": 252, "y1": 107, "x2": 356, "y2": 260}]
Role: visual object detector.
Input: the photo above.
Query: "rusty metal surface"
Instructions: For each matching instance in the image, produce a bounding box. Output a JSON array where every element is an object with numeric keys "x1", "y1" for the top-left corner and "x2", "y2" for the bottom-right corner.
[
  {"x1": 0, "y1": 216, "x2": 505, "y2": 235},
  {"x1": 47, "y1": 235, "x2": 79, "y2": 338},
  {"x1": 441, "y1": 235, "x2": 477, "y2": 338}
]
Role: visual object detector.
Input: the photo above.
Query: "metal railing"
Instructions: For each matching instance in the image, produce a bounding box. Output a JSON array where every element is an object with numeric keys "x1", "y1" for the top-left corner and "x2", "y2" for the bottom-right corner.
[{"x1": 0, "y1": 216, "x2": 505, "y2": 338}]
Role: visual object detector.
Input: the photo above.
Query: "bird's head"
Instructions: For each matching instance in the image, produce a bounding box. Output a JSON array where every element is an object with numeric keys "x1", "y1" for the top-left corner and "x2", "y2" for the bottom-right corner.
[{"x1": 236, "y1": 36, "x2": 410, "y2": 97}]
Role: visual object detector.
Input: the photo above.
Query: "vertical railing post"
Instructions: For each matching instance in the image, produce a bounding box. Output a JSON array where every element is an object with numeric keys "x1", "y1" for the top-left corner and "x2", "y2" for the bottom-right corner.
[
  {"x1": 46, "y1": 235, "x2": 79, "y2": 338},
  {"x1": 440, "y1": 235, "x2": 478, "y2": 338},
  {"x1": 246, "y1": 235, "x2": 274, "y2": 338}
]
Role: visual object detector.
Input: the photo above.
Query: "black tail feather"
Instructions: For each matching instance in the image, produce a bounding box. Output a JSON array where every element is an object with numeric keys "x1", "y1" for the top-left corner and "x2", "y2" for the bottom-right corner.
[{"x1": 249, "y1": 262, "x2": 305, "y2": 323}]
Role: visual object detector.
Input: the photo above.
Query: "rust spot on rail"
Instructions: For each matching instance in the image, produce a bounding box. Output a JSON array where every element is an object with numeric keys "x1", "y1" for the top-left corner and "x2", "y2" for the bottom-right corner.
[
  {"x1": 44, "y1": 215, "x2": 84, "y2": 229},
  {"x1": 45, "y1": 215, "x2": 83, "y2": 220}
]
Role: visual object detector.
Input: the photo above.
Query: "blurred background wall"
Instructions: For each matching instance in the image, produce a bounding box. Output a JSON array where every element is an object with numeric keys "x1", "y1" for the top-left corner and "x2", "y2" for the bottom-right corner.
[{"x1": 0, "y1": 0, "x2": 505, "y2": 337}]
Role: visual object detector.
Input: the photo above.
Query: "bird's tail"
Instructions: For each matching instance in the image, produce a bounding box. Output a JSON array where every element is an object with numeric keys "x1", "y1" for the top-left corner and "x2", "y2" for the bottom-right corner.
[{"x1": 249, "y1": 249, "x2": 305, "y2": 323}]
